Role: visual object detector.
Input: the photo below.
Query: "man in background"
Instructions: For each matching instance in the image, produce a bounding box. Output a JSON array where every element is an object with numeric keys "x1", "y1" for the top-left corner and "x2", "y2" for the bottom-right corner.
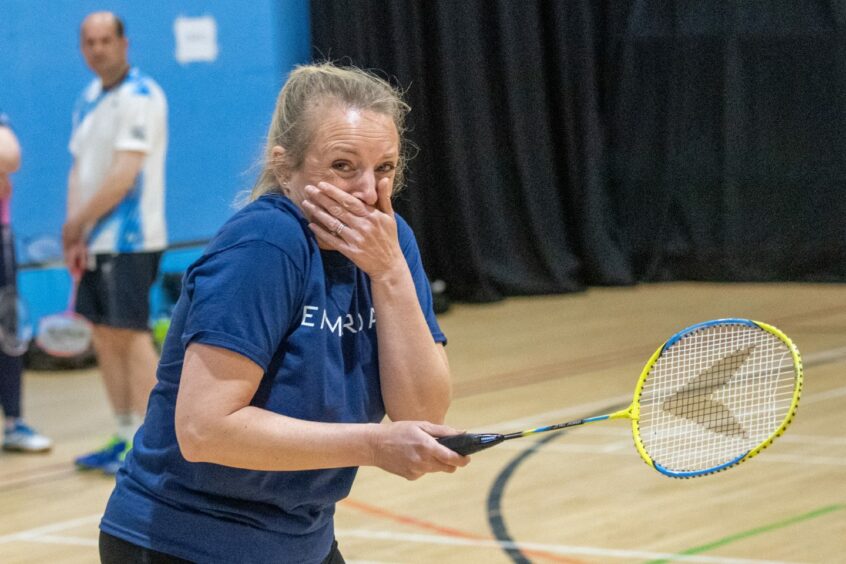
[
  {"x1": 63, "y1": 12, "x2": 167, "y2": 475},
  {"x1": 0, "y1": 112, "x2": 52, "y2": 453}
]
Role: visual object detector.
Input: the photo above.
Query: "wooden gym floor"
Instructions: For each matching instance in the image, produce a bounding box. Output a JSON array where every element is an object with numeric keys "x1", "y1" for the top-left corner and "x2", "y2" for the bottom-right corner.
[{"x1": 0, "y1": 282, "x2": 843, "y2": 563}]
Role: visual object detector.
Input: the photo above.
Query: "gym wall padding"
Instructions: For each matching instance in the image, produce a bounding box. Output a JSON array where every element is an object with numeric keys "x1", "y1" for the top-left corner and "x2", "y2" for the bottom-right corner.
[{"x1": 311, "y1": 0, "x2": 846, "y2": 301}]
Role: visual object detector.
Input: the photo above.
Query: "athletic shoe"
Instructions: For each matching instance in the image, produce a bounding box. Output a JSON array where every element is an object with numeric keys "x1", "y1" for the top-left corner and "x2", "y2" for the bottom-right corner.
[
  {"x1": 3, "y1": 421, "x2": 53, "y2": 453},
  {"x1": 74, "y1": 435, "x2": 127, "y2": 472},
  {"x1": 101, "y1": 440, "x2": 132, "y2": 476}
]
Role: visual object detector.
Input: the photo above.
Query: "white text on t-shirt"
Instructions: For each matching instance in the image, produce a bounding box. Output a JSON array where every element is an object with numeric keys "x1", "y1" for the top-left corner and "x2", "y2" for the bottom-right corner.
[{"x1": 300, "y1": 306, "x2": 376, "y2": 336}]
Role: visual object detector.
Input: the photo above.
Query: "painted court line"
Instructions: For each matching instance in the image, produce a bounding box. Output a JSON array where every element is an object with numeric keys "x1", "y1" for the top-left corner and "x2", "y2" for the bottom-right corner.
[
  {"x1": 0, "y1": 512, "x2": 811, "y2": 564},
  {"x1": 0, "y1": 465, "x2": 79, "y2": 492},
  {"x1": 802, "y1": 346, "x2": 846, "y2": 366},
  {"x1": 15, "y1": 533, "x2": 97, "y2": 547},
  {"x1": 777, "y1": 433, "x2": 846, "y2": 445},
  {"x1": 0, "y1": 513, "x2": 100, "y2": 545},
  {"x1": 802, "y1": 385, "x2": 846, "y2": 405},
  {"x1": 335, "y1": 529, "x2": 799, "y2": 564},
  {"x1": 341, "y1": 498, "x2": 582, "y2": 563},
  {"x1": 344, "y1": 560, "x2": 403, "y2": 564},
  {"x1": 346, "y1": 560, "x2": 402, "y2": 564},
  {"x1": 645, "y1": 504, "x2": 845, "y2": 564}
]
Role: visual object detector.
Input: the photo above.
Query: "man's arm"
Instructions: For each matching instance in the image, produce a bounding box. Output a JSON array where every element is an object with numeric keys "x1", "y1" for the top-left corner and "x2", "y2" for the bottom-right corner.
[
  {"x1": 64, "y1": 161, "x2": 85, "y2": 272},
  {"x1": 67, "y1": 161, "x2": 80, "y2": 217},
  {"x1": 63, "y1": 150, "x2": 145, "y2": 248}
]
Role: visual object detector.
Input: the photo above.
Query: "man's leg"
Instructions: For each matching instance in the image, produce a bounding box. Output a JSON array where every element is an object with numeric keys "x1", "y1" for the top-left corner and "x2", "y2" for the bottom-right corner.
[
  {"x1": 92, "y1": 325, "x2": 157, "y2": 428},
  {"x1": 79, "y1": 325, "x2": 158, "y2": 472},
  {"x1": 75, "y1": 251, "x2": 162, "y2": 473},
  {"x1": 91, "y1": 325, "x2": 132, "y2": 416}
]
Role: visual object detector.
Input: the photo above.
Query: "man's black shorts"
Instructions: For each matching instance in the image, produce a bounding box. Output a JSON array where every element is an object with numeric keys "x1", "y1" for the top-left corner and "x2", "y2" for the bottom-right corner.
[{"x1": 76, "y1": 251, "x2": 162, "y2": 330}]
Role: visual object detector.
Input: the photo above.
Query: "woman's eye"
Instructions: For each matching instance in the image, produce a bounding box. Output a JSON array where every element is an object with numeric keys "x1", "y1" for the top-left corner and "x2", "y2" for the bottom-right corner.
[
  {"x1": 332, "y1": 161, "x2": 353, "y2": 172},
  {"x1": 376, "y1": 162, "x2": 396, "y2": 173}
]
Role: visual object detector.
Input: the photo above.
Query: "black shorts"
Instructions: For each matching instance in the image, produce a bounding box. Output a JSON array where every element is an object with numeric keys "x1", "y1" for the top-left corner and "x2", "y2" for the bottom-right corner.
[
  {"x1": 76, "y1": 251, "x2": 162, "y2": 330},
  {"x1": 99, "y1": 531, "x2": 345, "y2": 563}
]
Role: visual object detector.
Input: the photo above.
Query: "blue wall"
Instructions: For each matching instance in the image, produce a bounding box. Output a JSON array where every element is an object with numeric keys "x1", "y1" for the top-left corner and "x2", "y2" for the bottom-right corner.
[
  {"x1": 0, "y1": 0, "x2": 311, "y2": 327},
  {"x1": 1, "y1": 0, "x2": 310, "y2": 253}
]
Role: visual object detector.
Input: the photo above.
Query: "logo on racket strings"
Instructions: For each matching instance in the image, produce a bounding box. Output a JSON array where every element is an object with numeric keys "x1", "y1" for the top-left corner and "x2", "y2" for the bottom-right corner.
[{"x1": 662, "y1": 346, "x2": 756, "y2": 438}]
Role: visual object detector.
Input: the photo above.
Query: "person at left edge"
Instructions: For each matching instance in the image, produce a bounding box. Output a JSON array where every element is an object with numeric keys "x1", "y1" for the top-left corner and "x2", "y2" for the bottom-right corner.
[
  {"x1": 62, "y1": 12, "x2": 168, "y2": 475},
  {"x1": 0, "y1": 111, "x2": 53, "y2": 453}
]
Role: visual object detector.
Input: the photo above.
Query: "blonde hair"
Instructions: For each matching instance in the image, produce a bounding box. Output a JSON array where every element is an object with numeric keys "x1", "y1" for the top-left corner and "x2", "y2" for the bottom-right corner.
[{"x1": 250, "y1": 62, "x2": 411, "y2": 201}]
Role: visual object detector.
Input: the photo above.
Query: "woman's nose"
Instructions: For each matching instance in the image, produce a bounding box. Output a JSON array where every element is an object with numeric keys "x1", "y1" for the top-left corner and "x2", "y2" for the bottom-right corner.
[{"x1": 353, "y1": 170, "x2": 378, "y2": 205}]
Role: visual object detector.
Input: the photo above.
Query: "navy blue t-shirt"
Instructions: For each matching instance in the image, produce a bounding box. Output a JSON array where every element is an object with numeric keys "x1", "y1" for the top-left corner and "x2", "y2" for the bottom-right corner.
[{"x1": 100, "y1": 194, "x2": 445, "y2": 563}]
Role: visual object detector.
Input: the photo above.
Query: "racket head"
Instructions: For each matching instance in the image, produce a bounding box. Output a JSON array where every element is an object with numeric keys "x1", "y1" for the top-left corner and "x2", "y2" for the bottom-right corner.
[
  {"x1": 21, "y1": 233, "x2": 63, "y2": 265},
  {"x1": 36, "y1": 312, "x2": 93, "y2": 357},
  {"x1": 0, "y1": 286, "x2": 32, "y2": 356},
  {"x1": 630, "y1": 318, "x2": 802, "y2": 478}
]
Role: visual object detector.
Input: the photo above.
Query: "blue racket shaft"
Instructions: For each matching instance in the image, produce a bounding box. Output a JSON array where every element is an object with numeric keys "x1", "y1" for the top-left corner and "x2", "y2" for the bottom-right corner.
[{"x1": 437, "y1": 418, "x2": 599, "y2": 455}]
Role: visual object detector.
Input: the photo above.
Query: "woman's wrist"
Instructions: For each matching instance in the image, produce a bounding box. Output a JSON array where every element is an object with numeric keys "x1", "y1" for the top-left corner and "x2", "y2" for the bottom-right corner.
[
  {"x1": 367, "y1": 259, "x2": 411, "y2": 288},
  {"x1": 362, "y1": 423, "x2": 383, "y2": 468}
]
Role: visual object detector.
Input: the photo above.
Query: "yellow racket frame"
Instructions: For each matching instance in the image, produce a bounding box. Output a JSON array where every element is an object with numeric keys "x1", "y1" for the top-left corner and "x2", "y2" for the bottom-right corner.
[{"x1": 606, "y1": 319, "x2": 804, "y2": 477}]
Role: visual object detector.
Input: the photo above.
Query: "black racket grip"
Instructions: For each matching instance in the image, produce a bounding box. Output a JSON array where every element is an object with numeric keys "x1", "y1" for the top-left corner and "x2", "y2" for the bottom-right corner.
[{"x1": 437, "y1": 433, "x2": 505, "y2": 455}]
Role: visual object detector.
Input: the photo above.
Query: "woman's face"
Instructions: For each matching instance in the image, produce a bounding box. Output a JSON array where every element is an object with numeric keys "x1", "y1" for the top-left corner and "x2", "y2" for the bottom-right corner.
[{"x1": 277, "y1": 105, "x2": 399, "y2": 209}]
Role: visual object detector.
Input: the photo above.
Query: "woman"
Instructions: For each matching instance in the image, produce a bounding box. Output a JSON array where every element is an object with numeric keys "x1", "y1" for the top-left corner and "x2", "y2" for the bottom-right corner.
[{"x1": 99, "y1": 63, "x2": 468, "y2": 563}]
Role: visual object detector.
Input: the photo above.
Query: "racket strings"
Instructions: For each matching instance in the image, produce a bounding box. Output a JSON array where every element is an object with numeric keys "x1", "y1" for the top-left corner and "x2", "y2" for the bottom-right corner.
[
  {"x1": 36, "y1": 313, "x2": 93, "y2": 357},
  {"x1": 661, "y1": 345, "x2": 754, "y2": 438},
  {"x1": 638, "y1": 324, "x2": 796, "y2": 473}
]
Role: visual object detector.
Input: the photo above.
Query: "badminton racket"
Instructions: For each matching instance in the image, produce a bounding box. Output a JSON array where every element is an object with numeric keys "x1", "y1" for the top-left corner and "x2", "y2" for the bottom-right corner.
[
  {"x1": 0, "y1": 222, "x2": 31, "y2": 356},
  {"x1": 36, "y1": 270, "x2": 93, "y2": 357},
  {"x1": 438, "y1": 318, "x2": 803, "y2": 478},
  {"x1": 0, "y1": 285, "x2": 32, "y2": 356},
  {"x1": 20, "y1": 233, "x2": 63, "y2": 267}
]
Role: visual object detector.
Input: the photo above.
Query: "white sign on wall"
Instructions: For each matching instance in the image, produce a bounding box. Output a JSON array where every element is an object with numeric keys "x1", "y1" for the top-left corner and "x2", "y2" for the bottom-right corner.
[{"x1": 174, "y1": 15, "x2": 219, "y2": 64}]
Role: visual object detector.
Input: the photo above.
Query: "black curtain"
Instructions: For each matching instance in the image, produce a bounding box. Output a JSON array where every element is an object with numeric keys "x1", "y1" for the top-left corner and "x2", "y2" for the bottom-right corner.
[{"x1": 310, "y1": 0, "x2": 846, "y2": 302}]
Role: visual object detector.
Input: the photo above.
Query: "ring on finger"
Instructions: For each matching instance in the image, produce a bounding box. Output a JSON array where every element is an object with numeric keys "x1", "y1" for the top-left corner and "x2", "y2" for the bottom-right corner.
[{"x1": 333, "y1": 223, "x2": 346, "y2": 237}]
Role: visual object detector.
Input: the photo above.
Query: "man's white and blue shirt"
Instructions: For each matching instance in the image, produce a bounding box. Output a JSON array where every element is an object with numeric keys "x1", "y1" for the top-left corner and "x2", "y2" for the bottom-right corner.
[{"x1": 69, "y1": 67, "x2": 167, "y2": 254}]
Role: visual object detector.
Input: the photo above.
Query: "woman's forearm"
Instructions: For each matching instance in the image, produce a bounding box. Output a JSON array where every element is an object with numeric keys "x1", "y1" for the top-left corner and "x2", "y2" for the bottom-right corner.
[
  {"x1": 370, "y1": 265, "x2": 452, "y2": 423},
  {"x1": 177, "y1": 406, "x2": 380, "y2": 471}
]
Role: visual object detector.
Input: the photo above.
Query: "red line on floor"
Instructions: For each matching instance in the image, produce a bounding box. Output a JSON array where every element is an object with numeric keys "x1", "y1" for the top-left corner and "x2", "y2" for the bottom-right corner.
[{"x1": 341, "y1": 497, "x2": 583, "y2": 563}]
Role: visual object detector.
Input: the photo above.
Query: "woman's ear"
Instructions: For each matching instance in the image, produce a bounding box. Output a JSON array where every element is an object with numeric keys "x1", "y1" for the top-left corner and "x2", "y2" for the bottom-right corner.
[{"x1": 270, "y1": 146, "x2": 289, "y2": 185}]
